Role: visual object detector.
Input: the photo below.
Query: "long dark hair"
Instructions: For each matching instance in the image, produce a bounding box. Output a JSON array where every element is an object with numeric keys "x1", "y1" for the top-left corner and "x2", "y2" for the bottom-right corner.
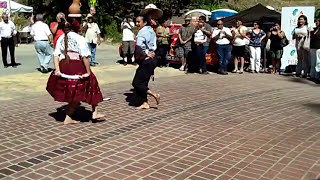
[
  {"x1": 297, "y1": 15, "x2": 308, "y2": 27},
  {"x1": 63, "y1": 22, "x2": 71, "y2": 64}
]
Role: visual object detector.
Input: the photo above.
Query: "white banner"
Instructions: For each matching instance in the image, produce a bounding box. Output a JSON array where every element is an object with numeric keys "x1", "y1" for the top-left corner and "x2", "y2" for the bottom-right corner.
[{"x1": 281, "y1": 7, "x2": 315, "y2": 70}]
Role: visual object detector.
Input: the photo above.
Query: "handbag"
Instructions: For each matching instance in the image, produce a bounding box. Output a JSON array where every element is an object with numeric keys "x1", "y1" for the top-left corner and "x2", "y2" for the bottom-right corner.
[
  {"x1": 302, "y1": 30, "x2": 310, "y2": 51},
  {"x1": 280, "y1": 35, "x2": 289, "y2": 48},
  {"x1": 266, "y1": 39, "x2": 271, "y2": 51}
]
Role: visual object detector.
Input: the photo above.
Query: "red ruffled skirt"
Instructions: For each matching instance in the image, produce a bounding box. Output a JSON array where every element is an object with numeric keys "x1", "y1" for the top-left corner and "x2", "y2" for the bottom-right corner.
[{"x1": 46, "y1": 59, "x2": 103, "y2": 106}]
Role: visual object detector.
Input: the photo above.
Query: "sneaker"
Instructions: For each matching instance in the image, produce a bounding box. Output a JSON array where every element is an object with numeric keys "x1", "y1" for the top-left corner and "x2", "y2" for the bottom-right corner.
[{"x1": 179, "y1": 65, "x2": 185, "y2": 71}]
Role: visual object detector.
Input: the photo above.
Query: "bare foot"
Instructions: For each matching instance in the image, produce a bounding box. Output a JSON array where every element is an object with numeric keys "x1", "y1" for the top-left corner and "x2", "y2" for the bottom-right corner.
[
  {"x1": 136, "y1": 102, "x2": 150, "y2": 109},
  {"x1": 154, "y1": 94, "x2": 160, "y2": 105},
  {"x1": 63, "y1": 116, "x2": 79, "y2": 125},
  {"x1": 92, "y1": 113, "x2": 105, "y2": 121}
]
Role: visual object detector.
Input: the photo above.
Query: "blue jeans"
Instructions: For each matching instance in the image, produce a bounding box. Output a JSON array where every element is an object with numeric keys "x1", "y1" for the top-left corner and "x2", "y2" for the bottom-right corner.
[
  {"x1": 216, "y1": 44, "x2": 232, "y2": 71},
  {"x1": 88, "y1": 43, "x2": 97, "y2": 64},
  {"x1": 195, "y1": 45, "x2": 209, "y2": 72},
  {"x1": 34, "y1": 41, "x2": 52, "y2": 69}
]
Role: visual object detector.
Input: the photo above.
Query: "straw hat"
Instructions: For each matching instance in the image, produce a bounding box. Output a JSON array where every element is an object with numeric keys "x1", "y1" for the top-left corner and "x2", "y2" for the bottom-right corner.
[{"x1": 140, "y1": 4, "x2": 163, "y2": 19}]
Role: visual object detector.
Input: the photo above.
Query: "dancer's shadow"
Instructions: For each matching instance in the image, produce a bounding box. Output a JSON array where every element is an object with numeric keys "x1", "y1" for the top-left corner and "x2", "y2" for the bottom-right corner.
[
  {"x1": 124, "y1": 89, "x2": 139, "y2": 107},
  {"x1": 49, "y1": 105, "x2": 93, "y2": 122},
  {"x1": 124, "y1": 89, "x2": 158, "y2": 109}
]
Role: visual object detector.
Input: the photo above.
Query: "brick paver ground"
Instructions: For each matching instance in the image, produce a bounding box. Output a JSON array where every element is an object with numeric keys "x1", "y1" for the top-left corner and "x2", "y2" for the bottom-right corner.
[{"x1": 0, "y1": 73, "x2": 320, "y2": 180}]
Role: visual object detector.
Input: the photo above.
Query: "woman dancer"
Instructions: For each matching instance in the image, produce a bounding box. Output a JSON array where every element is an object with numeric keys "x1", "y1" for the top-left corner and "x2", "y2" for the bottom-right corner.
[
  {"x1": 47, "y1": 19, "x2": 104, "y2": 125},
  {"x1": 132, "y1": 14, "x2": 161, "y2": 109}
]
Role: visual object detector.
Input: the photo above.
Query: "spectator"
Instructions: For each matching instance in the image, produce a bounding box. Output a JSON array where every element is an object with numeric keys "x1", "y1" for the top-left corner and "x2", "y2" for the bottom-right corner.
[
  {"x1": 194, "y1": 21, "x2": 208, "y2": 74},
  {"x1": 83, "y1": 14, "x2": 101, "y2": 66},
  {"x1": 121, "y1": 17, "x2": 135, "y2": 66},
  {"x1": 30, "y1": 14, "x2": 53, "y2": 73},
  {"x1": 248, "y1": 21, "x2": 266, "y2": 73},
  {"x1": 293, "y1": 15, "x2": 309, "y2": 78},
  {"x1": 231, "y1": 19, "x2": 247, "y2": 74},
  {"x1": 0, "y1": 14, "x2": 20, "y2": 68},
  {"x1": 197, "y1": 15, "x2": 212, "y2": 74},
  {"x1": 50, "y1": 12, "x2": 66, "y2": 47},
  {"x1": 156, "y1": 18, "x2": 170, "y2": 67},
  {"x1": 212, "y1": 20, "x2": 233, "y2": 75},
  {"x1": 178, "y1": 17, "x2": 195, "y2": 71},
  {"x1": 310, "y1": 18, "x2": 320, "y2": 81},
  {"x1": 268, "y1": 23, "x2": 285, "y2": 74}
]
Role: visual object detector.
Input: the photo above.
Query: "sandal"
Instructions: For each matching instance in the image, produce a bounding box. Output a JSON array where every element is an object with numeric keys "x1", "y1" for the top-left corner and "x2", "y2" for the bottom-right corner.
[{"x1": 232, "y1": 70, "x2": 239, "y2": 73}]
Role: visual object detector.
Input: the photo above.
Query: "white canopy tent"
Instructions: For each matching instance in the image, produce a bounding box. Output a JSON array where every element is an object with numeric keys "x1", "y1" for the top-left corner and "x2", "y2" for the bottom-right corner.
[
  {"x1": 10, "y1": 1, "x2": 33, "y2": 13},
  {"x1": 184, "y1": 9, "x2": 212, "y2": 21}
]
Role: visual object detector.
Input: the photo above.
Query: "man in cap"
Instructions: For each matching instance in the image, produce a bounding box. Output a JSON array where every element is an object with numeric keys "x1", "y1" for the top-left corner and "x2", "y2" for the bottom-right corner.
[
  {"x1": 83, "y1": 14, "x2": 101, "y2": 66},
  {"x1": 121, "y1": 16, "x2": 135, "y2": 65},
  {"x1": 178, "y1": 16, "x2": 195, "y2": 71}
]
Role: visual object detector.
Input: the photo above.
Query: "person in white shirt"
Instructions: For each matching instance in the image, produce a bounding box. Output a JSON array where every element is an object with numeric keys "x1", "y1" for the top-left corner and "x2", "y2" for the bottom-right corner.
[
  {"x1": 231, "y1": 19, "x2": 248, "y2": 74},
  {"x1": 0, "y1": 14, "x2": 20, "y2": 68},
  {"x1": 121, "y1": 17, "x2": 135, "y2": 65},
  {"x1": 212, "y1": 20, "x2": 233, "y2": 75},
  {"x1": 30, "y1": 14, "x2": 53, "y2": 73},
  {"x1": 83, "y1": 14, "x2": 101, "y2": 66}
]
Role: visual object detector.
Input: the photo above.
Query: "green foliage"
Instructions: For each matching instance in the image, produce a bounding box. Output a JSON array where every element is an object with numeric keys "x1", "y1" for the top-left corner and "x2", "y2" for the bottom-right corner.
[
  {"x1": 11, "y1": 14, "x2": 29, "y2": 31},
  {"x1": 199, "y1": 4, "x2": 222, "y2": 11},
  {"x1": 316, "y1": 9, "x2": 320, "y2": 19},
  {"x1": 104, "y1": 20, "x2": 122, "y2": 43}
]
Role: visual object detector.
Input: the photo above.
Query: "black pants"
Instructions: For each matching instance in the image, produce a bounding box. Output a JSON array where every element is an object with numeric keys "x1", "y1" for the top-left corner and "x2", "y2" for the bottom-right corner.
[
  {"x1": 132, "y1": 58, "x2": 157, "y2": 105},
  {"x1": 1, "y1": 37, "x2": 16, "y2": 66}
]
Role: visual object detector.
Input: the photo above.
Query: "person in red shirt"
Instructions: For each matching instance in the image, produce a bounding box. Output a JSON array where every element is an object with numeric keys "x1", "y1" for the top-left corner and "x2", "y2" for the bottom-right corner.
[{"x1": 50, "y1": 12, "x2": 66, "y2": 47}]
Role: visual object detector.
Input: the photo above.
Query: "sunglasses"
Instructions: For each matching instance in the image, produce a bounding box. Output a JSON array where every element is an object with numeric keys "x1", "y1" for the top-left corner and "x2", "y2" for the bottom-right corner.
[{"x1": 217, "y1": 24, "x2": 223, "y2": 25}]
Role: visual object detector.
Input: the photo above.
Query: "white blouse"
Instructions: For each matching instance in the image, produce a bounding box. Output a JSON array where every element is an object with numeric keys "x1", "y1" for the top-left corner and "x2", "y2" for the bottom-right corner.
[
  {"x1": 294, "y1": 26, "x2": 308, "y2": 36},
  {"x1": 54, "y1": 32, "x2": 91, "y2": 60}
]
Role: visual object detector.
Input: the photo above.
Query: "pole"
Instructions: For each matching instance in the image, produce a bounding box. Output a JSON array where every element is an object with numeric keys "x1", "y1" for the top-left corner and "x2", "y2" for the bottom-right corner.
[{"x1": 8, "y1": 0, "x2": 11, "y2": 16}]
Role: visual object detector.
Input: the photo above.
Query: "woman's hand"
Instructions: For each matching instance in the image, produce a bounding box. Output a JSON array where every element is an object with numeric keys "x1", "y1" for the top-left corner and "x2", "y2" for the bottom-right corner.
[
  {"x1": 80, "y1": 73, "x2": 90, "y2": 79},
  {"x1": 54, "y1": 70, "x2": 61, "y2": 76},
  {"x1": 147, "y1": 51, "x2": 155, "y2": 59}
]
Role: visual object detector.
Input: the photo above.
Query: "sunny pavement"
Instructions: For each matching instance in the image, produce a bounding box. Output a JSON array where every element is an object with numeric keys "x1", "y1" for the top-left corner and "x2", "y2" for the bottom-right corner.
[{"x1": 1, "y1": 57, "x2": 320, "y2": 180}]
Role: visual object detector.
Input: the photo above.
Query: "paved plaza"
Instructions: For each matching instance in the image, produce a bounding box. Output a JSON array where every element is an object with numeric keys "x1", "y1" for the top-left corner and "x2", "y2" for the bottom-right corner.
[{"x1": 0, "y1": 45, "x2": 320, "y2": 179}]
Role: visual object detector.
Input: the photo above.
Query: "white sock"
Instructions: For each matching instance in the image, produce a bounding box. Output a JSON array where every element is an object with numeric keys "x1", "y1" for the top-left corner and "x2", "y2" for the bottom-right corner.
[
  {"x1": 131, "y1": 56, "x2": 135, "y2": 62},
  {"x1": 124, "y1": 57, "x2": 127, "y2": 62}
]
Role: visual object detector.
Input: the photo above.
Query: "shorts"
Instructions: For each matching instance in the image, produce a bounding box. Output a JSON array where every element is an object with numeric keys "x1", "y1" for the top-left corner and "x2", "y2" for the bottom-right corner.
[
  {"x1": 232, "y1": 45, "x2": 246, "y2": 57},
  {"x1": 122, "y1": 41, "x2": 134, "y2": 55},
  {"x1": 176, "y1": 44, "x2": 192, "y2": 58},
  {"x1": 270, "y1": 49, "x2": 283, "y2": 59}
]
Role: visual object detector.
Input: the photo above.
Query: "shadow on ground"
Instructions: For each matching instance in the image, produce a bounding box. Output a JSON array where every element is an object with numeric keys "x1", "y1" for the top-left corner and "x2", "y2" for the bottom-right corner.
[
  {"x1": 280, "y1": 74, "x2": 320, "y2": 87},
  {"x1": 49, "y1": 105, "x2": 104, "y2": 123},
  {"x1": 303, "y1": 103, "x2": 320, "y2": 115},
  {"x1": 124, "y1": 89, "x2": 139, "y2": 107}
]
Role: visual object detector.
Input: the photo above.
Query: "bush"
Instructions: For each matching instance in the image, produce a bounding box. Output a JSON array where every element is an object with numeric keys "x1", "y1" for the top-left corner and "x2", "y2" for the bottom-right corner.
[{"x1": 104, "y1": 19, "x2": 122, "y2": 43}]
